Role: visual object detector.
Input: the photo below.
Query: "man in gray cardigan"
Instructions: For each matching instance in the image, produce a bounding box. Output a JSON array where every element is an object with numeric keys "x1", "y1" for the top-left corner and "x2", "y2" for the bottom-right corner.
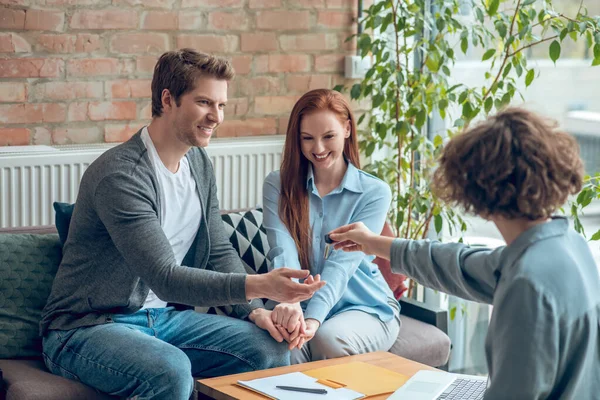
[{"x1": 40, "y1": 49, "x2": 325, "y2": 400}]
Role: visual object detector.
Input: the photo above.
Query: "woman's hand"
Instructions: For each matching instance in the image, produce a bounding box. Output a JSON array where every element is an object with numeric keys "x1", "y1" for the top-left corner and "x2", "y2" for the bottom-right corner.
[
  {"x1": 276, "y1": 317, "x2": 320, "y2": 350},
  {"x1": 329, "y1": 222, "x2": 393, "y2": 260},
  {"x1": 294, "y1": 318, "x2": 320, "y2": 349}
]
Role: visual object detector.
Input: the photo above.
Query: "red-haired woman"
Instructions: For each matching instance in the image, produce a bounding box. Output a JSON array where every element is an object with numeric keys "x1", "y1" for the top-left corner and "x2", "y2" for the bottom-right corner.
[{"x1": 262, "y1": 89, "x2": 401, "y2": 364}]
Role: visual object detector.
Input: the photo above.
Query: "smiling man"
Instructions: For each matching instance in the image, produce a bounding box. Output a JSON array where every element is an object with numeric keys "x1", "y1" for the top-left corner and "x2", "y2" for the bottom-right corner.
[{"x1": 39, "y1": 49, "x2": 325, "y2": 400}]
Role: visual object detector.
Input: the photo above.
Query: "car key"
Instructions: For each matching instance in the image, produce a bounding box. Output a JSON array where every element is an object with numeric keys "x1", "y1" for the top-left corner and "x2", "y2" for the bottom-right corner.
[{"x1": 324, "y1": 234, "x2": 333, "y2": 259}]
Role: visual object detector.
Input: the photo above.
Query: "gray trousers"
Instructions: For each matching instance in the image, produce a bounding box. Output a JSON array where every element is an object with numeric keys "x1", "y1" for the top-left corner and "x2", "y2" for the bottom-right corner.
[{"x1": 291, "y1": 301, "x2": 401, "y2": 364}]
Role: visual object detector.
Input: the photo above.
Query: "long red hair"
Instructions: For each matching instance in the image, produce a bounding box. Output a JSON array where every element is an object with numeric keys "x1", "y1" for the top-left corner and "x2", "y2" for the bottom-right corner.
[{"x1": 279, "y1": 89, "x2": 361, "y2": 270}]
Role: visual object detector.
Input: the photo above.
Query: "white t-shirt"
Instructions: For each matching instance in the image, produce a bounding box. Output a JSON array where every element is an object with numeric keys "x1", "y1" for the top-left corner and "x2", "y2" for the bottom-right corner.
[{"x1": 140, "y1": 127, "x2": 202, "y2": 308}]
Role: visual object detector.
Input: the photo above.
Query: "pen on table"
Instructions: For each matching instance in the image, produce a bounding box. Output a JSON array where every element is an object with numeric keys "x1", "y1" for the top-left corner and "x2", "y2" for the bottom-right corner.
[{"x1": 276, "y1": 385, "x2": 328, "y2": 395}]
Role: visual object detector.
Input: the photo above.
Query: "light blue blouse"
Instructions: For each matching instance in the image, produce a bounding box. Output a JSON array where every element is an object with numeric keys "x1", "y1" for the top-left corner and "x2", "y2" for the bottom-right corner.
[{"x1": 262, "y1": 162, "x2": 396, "y2": 324}]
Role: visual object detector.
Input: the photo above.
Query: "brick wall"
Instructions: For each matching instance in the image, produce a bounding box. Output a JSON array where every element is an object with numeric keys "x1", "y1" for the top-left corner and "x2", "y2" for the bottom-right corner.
[{"x1": 0, "y1": 0, "x2": 357, "y2": 146}]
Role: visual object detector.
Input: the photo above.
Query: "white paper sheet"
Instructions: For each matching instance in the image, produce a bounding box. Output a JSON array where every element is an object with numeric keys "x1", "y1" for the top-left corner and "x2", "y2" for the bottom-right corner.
[{"x1": 237, "y1": 371, "x2": 365, "y2": 400}]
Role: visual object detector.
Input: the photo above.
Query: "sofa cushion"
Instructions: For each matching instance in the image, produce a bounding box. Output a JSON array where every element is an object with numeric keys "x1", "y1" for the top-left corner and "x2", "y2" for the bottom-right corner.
[
  {"x1": 221, "y1": 208, "x2": 270, "y2": 274},
  {"x1": 388, "y1": 315, "x2": 451, "y2": 368},
  {"x1": 0, "y1": 359, "x2": 114, "y2": 400},
  {"x1": 197, "y1": 208, "x2": 271, "y2": 316},
  {"x1": 374, "y1": 223, "x2": 408, "y2": 299},
  {"x1": 0, "y1": 234, "x2": 61, "y2": 359},
  {"x1": 52, "y1": 202, "x2": 74, "y2": 246}
]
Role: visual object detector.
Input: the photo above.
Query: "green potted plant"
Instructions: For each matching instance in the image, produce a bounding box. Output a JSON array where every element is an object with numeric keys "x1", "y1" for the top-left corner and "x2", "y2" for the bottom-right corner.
[{"x1": 335, "y1": 0, "x2": 600, "y2": 298}]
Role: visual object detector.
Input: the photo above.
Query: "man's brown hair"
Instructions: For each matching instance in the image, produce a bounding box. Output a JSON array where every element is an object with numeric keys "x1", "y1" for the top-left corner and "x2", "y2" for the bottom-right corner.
[
  {"x1": 432, "y1": 107, "x2": 584, "y2": 220},
  {"x1": 151, "y1": 48, "x2": 234, "y2": 118}
]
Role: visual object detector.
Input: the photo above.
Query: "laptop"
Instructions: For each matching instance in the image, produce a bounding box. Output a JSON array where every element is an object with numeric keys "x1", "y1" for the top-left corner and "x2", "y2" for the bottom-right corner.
[{"x1": 387, "y1": 370, "x2": 488, "y2": 400}]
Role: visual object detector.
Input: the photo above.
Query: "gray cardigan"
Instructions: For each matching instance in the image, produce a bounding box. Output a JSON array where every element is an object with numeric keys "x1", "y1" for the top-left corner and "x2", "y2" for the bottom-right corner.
[
  {"x1": 391, "y1": 217, "x2": 600, "y2": 399},
  {"x1": 40, "y1": 131, "x2": 263, "y2": 335}
]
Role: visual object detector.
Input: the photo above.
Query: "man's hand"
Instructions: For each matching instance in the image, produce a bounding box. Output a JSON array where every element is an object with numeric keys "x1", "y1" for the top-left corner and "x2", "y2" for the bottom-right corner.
[
  {"x1": 329, "y1": 222, "x2": 394, "y2": 260},
  {"x1": 248, "y1": 308, "x2": 284, "y2": 343},
  {"x1": 246, "y1": 268, "x2": 326, "y2": 303},
  {"x1": 272, "y1": 302, "x2": 304, "y2": 333},
  {"x1": 272, "y1": 302, "x2": 305, "y2": 349}
]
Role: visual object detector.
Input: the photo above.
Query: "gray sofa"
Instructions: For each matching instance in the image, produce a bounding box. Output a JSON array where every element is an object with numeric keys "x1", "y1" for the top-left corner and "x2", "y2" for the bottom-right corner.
[{"x1": 0, "y1": 208, "x2": 450, "y2": 400}]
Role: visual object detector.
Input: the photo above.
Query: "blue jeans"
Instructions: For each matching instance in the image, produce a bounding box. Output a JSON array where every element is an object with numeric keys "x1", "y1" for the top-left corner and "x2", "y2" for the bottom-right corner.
[{"x1": 42, "y1": 307, "x2": 290, "y2": 400}]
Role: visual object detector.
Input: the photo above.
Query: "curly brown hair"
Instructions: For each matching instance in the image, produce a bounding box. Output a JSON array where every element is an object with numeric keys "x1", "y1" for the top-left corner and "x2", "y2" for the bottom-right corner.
[{"x1": 432, "y1": 107, "x2": 584, "y2": 220}]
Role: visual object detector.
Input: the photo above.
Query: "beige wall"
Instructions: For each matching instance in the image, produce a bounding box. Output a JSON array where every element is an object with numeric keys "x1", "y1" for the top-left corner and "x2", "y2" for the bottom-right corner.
[{"x1": 0, "y1": 0, "x2": 358, "y2": 146}]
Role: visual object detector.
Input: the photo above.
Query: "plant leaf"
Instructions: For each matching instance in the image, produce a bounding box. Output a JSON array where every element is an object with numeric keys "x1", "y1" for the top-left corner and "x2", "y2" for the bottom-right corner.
[
  {"x1": 482, "y1": 49, "x2": 496, "y2": 61},
  {"x1": 487, "y1": 0, "x2": 499, "y2": 16},
  {"x1": 434, "y1": 214, "x2": 443, "y2": 234},
  {"x1": 350, "y1": 84, "x2": 362, "y2": 100},
  {"x1": 450, "y1": 306, "x2": 457, "y2": 321},
  {"x1": 525, "y1": 69, "x2": 535, "y2": 87},
  {"x1": 358, "y1": 34, "x2": 372, "y2": 52},
  {"x1": 496, "y1": 21, "x2": 507, "y2": 38},
  {"x1": 475, "y1": 7, "x2": 484, "y2": 23},
  {"x1": 591, "y1": 230, "x2": 600, "y2": 241},
  {"x1": 484, "y1": 96, "x2": 494, "y2": 113},
  {"x1": 560, "y1": 28, "x2": 568, "y2": 41},
  {"x1": 549, "y1": 40, "x2": 561, "y2": 63},
  {"x1": 502, "y1": 63, "x2": 512, "y2": 78},
  {"x1": 462, "y1": 101, "x2": 473, "y2": 119},
  {"x1": 461, "y1": 37, "x2": 468, "y2": 54},
  {"x1": 521, "y1": 0, "x2": 536, "y2": 5},
  {"x1": 415, "y1": 109, "x2": 426, "y2": 128}
]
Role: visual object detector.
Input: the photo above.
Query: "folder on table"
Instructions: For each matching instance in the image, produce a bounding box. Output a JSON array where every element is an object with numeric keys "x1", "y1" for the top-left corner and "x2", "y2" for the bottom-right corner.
[
  {"x1": 237, "y1": 361, "x2": 409, "y2": 399},
  {"x1": 304, "y1": 362, "x2": 409, "y2": 397}
]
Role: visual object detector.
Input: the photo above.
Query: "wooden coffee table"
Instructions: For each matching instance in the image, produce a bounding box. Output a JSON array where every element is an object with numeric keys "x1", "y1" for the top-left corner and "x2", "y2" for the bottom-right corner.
[{"x1": 197, "y1": 351, "x2": 437, "y2": 400}]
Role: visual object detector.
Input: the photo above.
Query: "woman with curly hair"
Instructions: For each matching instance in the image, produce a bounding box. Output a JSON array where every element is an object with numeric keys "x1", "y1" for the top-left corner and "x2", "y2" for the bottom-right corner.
[
  {"x1": 262, "y1": 89, "x2": 401, "y2": 363},
  {"x1": 329, "y1": 107, "x2": 599, "y2": 399}
]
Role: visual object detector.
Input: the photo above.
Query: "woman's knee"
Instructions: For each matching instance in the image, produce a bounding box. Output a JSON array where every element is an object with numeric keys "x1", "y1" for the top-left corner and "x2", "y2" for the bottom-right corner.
[{"x1": 309, "y1": 326, "x2": 357, "y2": 360}]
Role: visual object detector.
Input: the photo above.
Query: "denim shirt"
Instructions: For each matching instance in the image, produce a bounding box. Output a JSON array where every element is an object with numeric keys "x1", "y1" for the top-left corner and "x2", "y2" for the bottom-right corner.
[
  {"x1": 390, "y1": 217, "x2": 600, "y2": 399},
  {"x1": 263, "y1": 163, "x2": 395, "y2": 324}
]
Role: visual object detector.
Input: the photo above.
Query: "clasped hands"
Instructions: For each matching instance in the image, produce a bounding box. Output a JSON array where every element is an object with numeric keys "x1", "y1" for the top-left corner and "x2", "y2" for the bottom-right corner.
[
  {"x1": 247, "y1": 269, "x2": 324, "y2": 349},
  {"x1": 249, "y1": 274, "x2": 322, "y2": 350},
  {"x1": 271, "y1": 274, "x2": 322, "y2": 350}
]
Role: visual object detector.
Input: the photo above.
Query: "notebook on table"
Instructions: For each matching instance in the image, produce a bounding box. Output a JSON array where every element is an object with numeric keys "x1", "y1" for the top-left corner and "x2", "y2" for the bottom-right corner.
[
  {"x1": 238, "y1": 371, "x2": 364, "y2": 399},
  {"x1": 237, "y1": 361, "x2": 409, "y2": 399}
]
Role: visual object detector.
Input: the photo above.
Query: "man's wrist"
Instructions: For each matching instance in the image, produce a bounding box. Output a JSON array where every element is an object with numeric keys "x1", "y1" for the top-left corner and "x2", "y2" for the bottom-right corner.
[
  {"x1": 248, "y1": 308, "x2": 262, "y2": 322},
  {"x1": 245, "y1": 274, "x2": 265, "y2": 301}
]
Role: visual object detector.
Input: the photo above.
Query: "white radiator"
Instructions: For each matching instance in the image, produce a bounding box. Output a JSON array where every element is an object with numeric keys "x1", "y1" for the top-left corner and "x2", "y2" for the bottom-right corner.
[{"x1": 0, "y1": 136, "x2": 284, "y2": 228}]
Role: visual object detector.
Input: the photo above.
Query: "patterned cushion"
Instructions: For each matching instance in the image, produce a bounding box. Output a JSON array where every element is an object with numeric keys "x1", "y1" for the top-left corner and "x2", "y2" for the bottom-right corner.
[
  {"x1": 0, "y1": 234, "x2": 62, "y2": 358},
  {"x1": 197, "y1": 208, "x2": 271, "y2": 316},
  {"x1": 220, "y1": 208, "x2": 270, "y2": 275}
]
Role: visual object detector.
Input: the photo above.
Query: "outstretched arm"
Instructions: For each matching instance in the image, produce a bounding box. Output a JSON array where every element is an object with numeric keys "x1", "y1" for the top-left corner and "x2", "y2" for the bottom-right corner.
[{"x1": 330, "y1": 222, "x2": 502, "y2": 304}]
